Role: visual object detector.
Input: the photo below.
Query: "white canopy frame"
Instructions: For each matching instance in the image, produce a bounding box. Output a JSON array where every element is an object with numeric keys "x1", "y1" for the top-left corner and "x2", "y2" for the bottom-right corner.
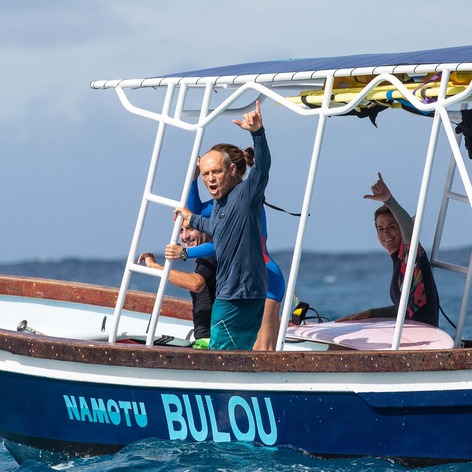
[{"x1": 94, "y1": 64, "x2": 472, "y2": 349}]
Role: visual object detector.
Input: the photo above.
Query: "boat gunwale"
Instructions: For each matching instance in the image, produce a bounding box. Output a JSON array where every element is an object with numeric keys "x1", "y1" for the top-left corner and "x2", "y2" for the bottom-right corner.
[
  {"x1": 0, "y1": 274, "x2": 192, "y2": 320},
  {"x1": 0, "y1": 275, "x2": 471, "y2": 374}
]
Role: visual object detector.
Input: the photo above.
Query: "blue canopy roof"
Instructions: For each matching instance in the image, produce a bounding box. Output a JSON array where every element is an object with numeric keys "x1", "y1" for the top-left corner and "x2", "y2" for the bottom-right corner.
[
  {"x1": 161, "y1": 45, "x2": 472, "y2": 79},
  {"x1": 90, "y1": 45, "x2": 472, "y2": 90}
]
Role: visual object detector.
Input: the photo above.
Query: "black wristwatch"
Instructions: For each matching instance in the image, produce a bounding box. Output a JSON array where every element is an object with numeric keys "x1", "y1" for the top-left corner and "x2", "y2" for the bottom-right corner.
[{"x1": 180, "y1": 247, "x2": 188, "y2": 261}]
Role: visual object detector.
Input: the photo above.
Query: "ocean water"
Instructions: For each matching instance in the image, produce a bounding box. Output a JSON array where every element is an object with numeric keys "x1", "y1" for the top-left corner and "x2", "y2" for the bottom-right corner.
[
  {"x1": 2, "y1": 440, "x2": 472, "y2": 472},
  {"x1": 0, "y1": 248, "x2": 471, "y2": 471}
]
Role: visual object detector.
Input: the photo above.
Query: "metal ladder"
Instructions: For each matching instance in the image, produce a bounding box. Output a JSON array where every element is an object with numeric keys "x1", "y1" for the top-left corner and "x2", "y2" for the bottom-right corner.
[
  {"x1": 430, "y1": 107, "x2": 472, "y2": 347},
  {"x1": 106, "y1": 83, "x2": 216, "y2": 345}
]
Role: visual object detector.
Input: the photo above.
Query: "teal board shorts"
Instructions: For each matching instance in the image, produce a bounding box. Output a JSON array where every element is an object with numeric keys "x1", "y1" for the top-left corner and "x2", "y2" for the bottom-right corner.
[{"x1": 210, "y1": 299, "x2": 265, "y2": 350}]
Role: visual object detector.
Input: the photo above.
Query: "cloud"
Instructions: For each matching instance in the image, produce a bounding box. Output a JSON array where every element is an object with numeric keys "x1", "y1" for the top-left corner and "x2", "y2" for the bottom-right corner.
[{"x1": 1, "y1": 0, "x2": 472, "y2": 262}]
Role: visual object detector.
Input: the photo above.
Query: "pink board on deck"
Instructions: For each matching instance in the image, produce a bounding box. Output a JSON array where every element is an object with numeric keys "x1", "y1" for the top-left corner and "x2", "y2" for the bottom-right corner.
[{"x1": 286, "y1": 317, "x2": 454, "y2": 350}]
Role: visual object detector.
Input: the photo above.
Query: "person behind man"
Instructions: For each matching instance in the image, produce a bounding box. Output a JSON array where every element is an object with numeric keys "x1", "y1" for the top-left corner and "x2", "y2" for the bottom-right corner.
[
  {"x1": 173, "y1": 100, "x2": 270, "y2": 350},
  {"x1": 337, "y1": 172, "x2": 439, "y2": 327},
  {"x1": 138, "y1": 225, "x2": 216, "y2": 348}
]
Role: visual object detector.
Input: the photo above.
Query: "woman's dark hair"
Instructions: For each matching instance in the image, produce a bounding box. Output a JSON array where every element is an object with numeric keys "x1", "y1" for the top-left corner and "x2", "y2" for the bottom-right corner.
[{"x1": 374, "y1": 204, "x2": 392, "y2": 224}]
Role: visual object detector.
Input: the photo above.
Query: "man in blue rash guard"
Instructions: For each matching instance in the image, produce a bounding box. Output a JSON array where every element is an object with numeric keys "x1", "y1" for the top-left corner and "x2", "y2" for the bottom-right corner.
[
  {"x1": 173, "y1": 100, "x2": 270, "y2": 350},
  {"x1": 168, "y1": 149, "x2": 285, "y2": 351}
]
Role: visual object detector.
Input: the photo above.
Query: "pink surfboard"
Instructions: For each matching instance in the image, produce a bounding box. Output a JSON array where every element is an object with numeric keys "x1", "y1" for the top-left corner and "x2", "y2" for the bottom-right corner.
[{"x1": 286, "y1": 317, "x2": 454, "y2": 350}]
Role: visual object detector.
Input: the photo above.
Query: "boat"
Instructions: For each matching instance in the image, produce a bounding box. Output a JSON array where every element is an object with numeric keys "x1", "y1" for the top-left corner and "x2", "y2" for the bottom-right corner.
[{"x1": 1, "y1": 45, "x2": 472, "y2": 465}]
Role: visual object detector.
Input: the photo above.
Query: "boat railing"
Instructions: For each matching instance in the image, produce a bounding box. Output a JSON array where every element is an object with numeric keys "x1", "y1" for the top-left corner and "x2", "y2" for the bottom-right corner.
[
  {"x1": 431, "y1": 107, "x2": 472, "y2": 347},
  {"x1": 390, "y1": 77, "x2": 472, "y2": 349},
  {"x1": 94, "y1": 66, "x2": 472, "y2": 350}
]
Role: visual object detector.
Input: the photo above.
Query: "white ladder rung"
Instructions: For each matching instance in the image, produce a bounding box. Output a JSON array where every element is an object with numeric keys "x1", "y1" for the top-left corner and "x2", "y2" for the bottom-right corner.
[
  {"x1": 128, "y1": 262, "x2": 164, "y2": 278},
  {"x1": 446, "y1": 190, "x2": 469, "y2": 204},
  {"x1": 145, "y1": 192, "x2": 181, "y2": 209},
  {"x1": 432, "y1": 259, "x2": 469, "y2": 275}
]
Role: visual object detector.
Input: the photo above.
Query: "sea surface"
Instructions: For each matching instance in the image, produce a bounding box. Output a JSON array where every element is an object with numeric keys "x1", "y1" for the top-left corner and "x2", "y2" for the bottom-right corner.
[{"x1": 0, "y1": 248, "x2": 471, "y2": 471}]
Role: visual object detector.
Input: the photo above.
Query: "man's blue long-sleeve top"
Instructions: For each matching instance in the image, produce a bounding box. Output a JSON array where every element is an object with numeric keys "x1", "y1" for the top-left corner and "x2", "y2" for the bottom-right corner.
[{"x1": 190, "y1": 127, "x2": 270, "y2": 300}]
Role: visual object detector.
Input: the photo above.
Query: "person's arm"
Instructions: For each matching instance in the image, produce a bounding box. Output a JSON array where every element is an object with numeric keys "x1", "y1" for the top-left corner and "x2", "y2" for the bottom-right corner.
[
  {"x1": 233, "y1": 100, "x2": 271, "y2": 192},
  {"x1": 250, "y1": 126, "x2": 271, "y2": 184},
  {"x1": 364, "y1": 172, "x2": 414, "y2": 243},
  {"x1": 187, "y1": 242, "x2": 215, "y2": 259},
  {"x1": 189, "y1": 213, "x2": 211, "y2": 236},
  {"x1": 187, "y1": 167, "x2": 213, "y2": 218},
  {"x1": 336, "y1": 306, "x2": 396, "y2": 322},
  {"x1": 384, "y1": 196, "x2": 414, "y2": 244},
  {"x1": 174, "y1": 207, "x2": 211, "y2": 236},
  {"x1": 187, "y1": 179, "x2": 203, "y2": 215},
  {"x1": 137, "y1": 252, "x2": 206, "y2": 293},
  {"x1": 164, "y1": 241, "x2": 216, "y2": 260}
]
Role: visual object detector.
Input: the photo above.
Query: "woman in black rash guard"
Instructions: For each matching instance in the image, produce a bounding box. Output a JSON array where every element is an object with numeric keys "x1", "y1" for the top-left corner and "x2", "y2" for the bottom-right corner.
[{"x1": 337, "y1": 172, "x2": 439, "y2": 327}]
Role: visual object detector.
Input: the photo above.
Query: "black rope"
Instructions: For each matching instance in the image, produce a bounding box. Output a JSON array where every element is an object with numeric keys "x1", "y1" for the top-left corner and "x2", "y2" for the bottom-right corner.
[
  {"x1": 304, "y1": 306, "x2": 330, "y2": 324},
  {"x1": 291, "y1": 301, "x2": 329, "y2": 325},
  {"x1": 264, "y1": 199, "x2": 307, "y2": 217},
  {"x1": 440, "y1": 304, "x2": 456, "y2": 330}
]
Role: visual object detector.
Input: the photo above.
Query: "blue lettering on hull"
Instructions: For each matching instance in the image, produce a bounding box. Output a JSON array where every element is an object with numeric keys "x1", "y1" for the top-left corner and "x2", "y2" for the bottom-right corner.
[
  {"x1": 161, "y1": 394, "x2": 277, "y2": 445},
  {"x1": 62, "y1": 392, "x2": 277, "y2": 445},
  {"x1": 63, "y1": 395, "x2": 148, "y2": 428}
]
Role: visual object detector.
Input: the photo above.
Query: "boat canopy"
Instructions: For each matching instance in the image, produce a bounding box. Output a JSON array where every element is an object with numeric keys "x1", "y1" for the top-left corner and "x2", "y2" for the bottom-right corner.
[
  {"x1": 91, "y1": 45, "x2": 472, "y2": 89},
  {"x1": 92, "y1": 45, "x2": 472, "y2": 352}
]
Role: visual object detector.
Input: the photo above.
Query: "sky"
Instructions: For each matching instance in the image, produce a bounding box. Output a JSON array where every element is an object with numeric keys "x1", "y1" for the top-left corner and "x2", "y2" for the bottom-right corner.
[{"x1": 2, "y1": 0, "x2": 472, "y2": 264}]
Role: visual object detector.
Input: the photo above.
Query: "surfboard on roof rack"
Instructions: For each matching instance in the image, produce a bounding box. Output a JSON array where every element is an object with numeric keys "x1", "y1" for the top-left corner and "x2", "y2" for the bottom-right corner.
[{"x1": 0, "y1": 45, "x2": 471, "y2": 466}]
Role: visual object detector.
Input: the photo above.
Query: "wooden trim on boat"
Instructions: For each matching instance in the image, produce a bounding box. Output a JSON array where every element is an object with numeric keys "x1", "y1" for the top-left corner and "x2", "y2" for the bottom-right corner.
[
  {"x1": 0, "y1": 275, "x2": 193, "y2": 320},
  {"x1": 0, "y1": 327, "x2": 471, "y2": 374},
  {"x1": 1, "y1": 275, "x2": 472, "y2": 374}
]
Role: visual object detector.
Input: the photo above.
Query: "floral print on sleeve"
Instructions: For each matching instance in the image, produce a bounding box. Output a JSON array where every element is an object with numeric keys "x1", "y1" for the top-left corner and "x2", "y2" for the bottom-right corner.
[{"x1": 398, "y1": 242, "x2": 427, "y2": 319}]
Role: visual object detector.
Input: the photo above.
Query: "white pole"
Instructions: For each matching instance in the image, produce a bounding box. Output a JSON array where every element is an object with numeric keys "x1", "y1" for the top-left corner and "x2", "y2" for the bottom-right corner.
[
  {"x1": 390, "y1": 72, "x2": 452, "y2": 349},
  {"x1": 109, "y1": 84, "x2": 176, "y2": 343},
  {"x1": 145, "y1": 82, "x2": 215, "y2": 345},
  {"x1": 276, "y1": 75, "x2": 335, "y2": 351}
]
